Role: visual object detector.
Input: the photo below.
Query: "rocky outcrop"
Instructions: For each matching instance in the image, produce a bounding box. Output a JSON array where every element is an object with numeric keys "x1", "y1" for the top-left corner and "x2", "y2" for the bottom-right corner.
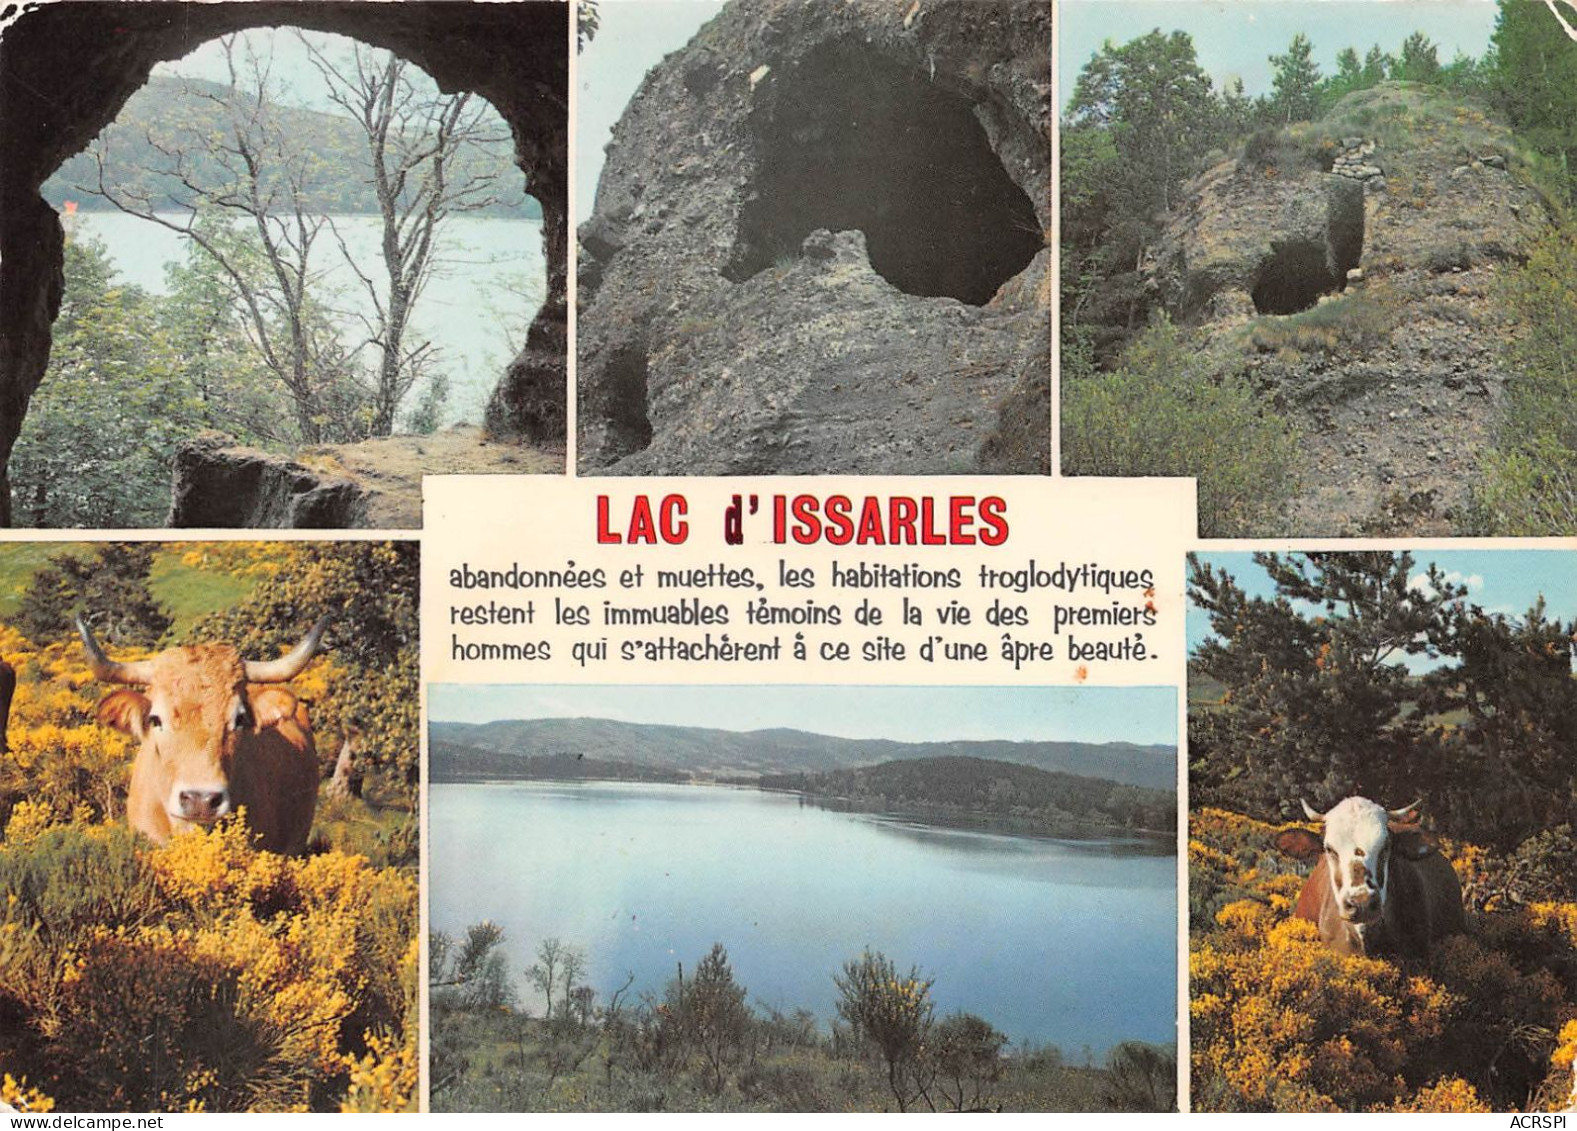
[
  {"x1": 1144, "y1": 83, "x2": 1551, "y2": 535},
  {"x1": 169, "y1": 437, "x2": 371, "y2": 529},
  {"x1": 0, "y1": 2, "x2": 567, "y2": 526},
  {"x1": 577, "y1": 0, "x2": 1050, "y2": 475},
  {"x1": 167, "y1": 426, "x2": 560, "y2": 529}
]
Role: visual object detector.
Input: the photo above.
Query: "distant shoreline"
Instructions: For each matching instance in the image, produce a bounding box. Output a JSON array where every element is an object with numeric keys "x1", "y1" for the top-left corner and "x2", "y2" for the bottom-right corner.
[{"x1": 431, "y1": 772, "x2": 1178, "y2": 848}]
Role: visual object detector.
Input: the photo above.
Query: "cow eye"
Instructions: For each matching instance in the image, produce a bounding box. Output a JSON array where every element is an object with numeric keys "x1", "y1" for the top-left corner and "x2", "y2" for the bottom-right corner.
[
  {"x1": 1325, "y1": 845, "x2": 1337, "y2": 857},
  {"x1": 1354, "y1": 846, "x2": 1365, "y2": 858},
  {"x1": 146, "y1": 714, "x2": 162, "y2": 730}
]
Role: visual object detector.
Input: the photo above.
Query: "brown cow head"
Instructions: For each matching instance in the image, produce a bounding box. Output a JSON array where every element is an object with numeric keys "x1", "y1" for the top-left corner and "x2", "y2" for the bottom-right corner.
[
  {"x1": 1275, "y1": 796, "x2": 1424, "y2": 927},
  {"x1": 78, "y1": 617, "x2": 326, "y2": 838}
]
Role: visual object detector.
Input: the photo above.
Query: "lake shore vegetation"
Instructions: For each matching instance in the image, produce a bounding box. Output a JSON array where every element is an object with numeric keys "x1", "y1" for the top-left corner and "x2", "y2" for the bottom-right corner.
[{"x1": 431, "y1": 928, "x2": 1176, "y2": 1113}]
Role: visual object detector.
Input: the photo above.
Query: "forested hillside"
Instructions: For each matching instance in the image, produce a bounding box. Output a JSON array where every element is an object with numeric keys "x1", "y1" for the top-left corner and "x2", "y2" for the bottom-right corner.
[
  {"x1": 760, "y1": 755, "x2": 1176, "y2": 836},
  {"x1": 45, "y1": 75, "x2": 540, "y2": 218}
]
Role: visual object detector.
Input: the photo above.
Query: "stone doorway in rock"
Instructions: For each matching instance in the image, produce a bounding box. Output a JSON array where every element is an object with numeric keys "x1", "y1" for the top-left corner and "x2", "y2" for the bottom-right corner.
[
  {"x1": 0, "y1": 2, "x2": 568, "y2": 529},
  {"x1": 575, "y1": 0, "x2": 1051, "y2": 478}
]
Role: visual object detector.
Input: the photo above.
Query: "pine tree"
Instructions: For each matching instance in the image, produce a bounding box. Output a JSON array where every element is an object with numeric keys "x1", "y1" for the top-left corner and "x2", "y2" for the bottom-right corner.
[
  {"x1": 1394, "y1": 31, "x2": 1442, "y2": 83},
  {"x1": 1491, "y1": 0, "x2": 1577, "y2": 199},
  {"x1": 1268, "y1": 33, "x2": 1323, "y2": 123},
  {"x1": 16, "y1": 543, "x2": 172, "y2": 647}
]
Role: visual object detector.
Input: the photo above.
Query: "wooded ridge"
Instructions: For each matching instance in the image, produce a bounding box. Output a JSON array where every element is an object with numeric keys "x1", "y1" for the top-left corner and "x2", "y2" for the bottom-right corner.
[
  {"x1": 45, "y1": 75, "x2": 540, "y2": 219},
  {"x1": 428, "y1": 716, "x2": 1175, "y2": 789}
]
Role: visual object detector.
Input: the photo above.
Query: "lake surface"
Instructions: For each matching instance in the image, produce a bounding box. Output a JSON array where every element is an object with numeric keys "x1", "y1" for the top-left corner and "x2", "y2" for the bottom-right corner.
[
  {"x1": 69, "y1": 211, "x2": 545, "y2": 428},
  {"x1": 430, "y1": 780, "x2": 1177, "y2": 1056}
]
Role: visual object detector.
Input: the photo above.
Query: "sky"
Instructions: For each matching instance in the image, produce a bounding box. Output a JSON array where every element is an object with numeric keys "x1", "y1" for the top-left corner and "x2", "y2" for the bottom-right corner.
[
  {"x1": 429, "y1": 683, "x2": 1178, "y2": 747},
  {"x1": 1059, "y1": 0, "x2": 1501, "y2": 107},
  {"x1": 1188, "y1": 550, "x2": 1577, "y2": 672},
  {"x1": 576, "y1": 0, "x2": 727, "y2": 211}
]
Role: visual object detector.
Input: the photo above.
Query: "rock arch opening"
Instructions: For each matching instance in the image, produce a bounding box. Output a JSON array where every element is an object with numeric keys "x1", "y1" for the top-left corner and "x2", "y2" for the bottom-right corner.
[
  {"x1": 1251, "y1": 178, "x2": 1366, "y2": 316},
  {"x1": 0, "y1": 1, "x2": 567, "y2": 527},
  {"x1": 722, "y1": 44, "x2": 1042, "y2": 306}
]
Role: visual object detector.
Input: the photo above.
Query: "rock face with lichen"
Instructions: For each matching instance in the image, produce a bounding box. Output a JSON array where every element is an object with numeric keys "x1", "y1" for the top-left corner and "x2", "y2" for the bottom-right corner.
[
  {"x1": 577, "y1": 0, "x2": 1050, "y2": 476},
  {"x1": 168, "y1": 437, "x2": 371, "y2": 530},
  {"x1": 1143, "y1": 83, "x2": 1551, "y2": 536}
]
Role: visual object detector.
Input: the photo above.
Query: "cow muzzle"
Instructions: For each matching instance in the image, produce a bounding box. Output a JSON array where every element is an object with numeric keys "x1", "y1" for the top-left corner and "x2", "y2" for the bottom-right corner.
[
  {"x1": 174, "y1": 787, "x2": 231, "y2": 825},
  {"x1": 1340, "y1": 886, "x2": 1381, "y2": 924}
]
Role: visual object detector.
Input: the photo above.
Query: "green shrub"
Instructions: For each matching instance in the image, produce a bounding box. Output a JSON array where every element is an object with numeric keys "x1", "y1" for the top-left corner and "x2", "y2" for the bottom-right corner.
[
  {"x1": 1467, "y1": 222, "x2": 1577, "y2": 534},
  {"x1": 0, "y1": 820, "x2": 417, "y2": 1112},
  {"x1": 1062, "y1": 318, "x2": 1300, "y2": 536}
]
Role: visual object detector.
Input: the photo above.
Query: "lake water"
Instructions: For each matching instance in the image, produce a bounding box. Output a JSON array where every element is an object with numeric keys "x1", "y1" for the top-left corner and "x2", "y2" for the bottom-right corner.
[
  {"x1": 430, "y1": 780, "x2": 1177, "y2": 1056},
  {"x1": 69, "y1": 211, "x2": 545, "y2": 428}
]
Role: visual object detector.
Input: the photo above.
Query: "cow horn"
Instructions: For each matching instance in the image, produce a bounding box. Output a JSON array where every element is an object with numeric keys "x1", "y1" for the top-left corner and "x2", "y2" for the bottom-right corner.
[
  {"x1": 245, "y1": 617, "x2": 329, "y2": 683},
  {"x1": 1389, "y1": 799, "x2": 1423, "y2": 822},
  {"x1": 76, "y1": 615, "x2": 154, "y2": 685},
  {"x1": 1300, "y1": 798, "x2": 1325, "y2": 822}
]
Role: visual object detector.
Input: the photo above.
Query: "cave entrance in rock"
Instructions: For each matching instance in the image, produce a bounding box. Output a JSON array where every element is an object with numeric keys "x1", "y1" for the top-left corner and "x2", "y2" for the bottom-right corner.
[
  {"x1": 22, "y1": 25, "x2": 547, "y2": 527},
  {"x1": 722, "y1": 44, "x2": 1042, "y2": 306},
  {"x1": 1250, "y1": 179, "x2": 1366, "y2": 317},
  {"x1": 1251, "y1": 238, "x2": 1341, "y2": 315}
]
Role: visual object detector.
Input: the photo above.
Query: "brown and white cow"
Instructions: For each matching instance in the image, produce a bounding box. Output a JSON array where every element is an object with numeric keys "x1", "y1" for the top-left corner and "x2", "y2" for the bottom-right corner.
[
  {"x1": 1274, "y1": 796, "x2": 1465, "y2": 958},
  {"x1": 78, "y1": 616, "x2": 328, "y2": 855}
]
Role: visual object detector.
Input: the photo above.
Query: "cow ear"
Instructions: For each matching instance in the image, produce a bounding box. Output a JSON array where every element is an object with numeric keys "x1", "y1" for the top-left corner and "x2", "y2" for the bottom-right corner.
[
  {"x1": 1274, "y1": 828, "x2": 1325, "y2": 860},
  {"x1": 97, "y1": 689, "x2": 152, "y2": 738},
  {"x1": 1391, "y1": 828, "x2": 1435, "y2": 860},
  {"x1": 247, "y1": 686, "x2": 300, "y2": 730}
]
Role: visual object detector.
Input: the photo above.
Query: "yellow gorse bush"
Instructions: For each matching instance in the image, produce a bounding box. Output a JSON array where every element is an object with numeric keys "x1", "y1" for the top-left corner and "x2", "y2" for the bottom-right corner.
[
  {"x1": 0, "y1": 815, "x2": 416, "y2": 1111},
  {"x1": 0, "y1": 1072, "x2": 55, "y2": 1113},
  {"x1": 341, "y1": 1030, "x2": 418, "y2": 1113}
]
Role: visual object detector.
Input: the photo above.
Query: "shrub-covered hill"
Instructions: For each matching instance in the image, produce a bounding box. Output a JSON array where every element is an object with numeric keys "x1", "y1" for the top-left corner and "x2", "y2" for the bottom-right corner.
[
  {"x1": 1069, "y1": 81, "x2": 1556, "y2": 537},
  {"x1": 1064, "y1": 2, "x2": 1577, "y2": 538},
  {"x1": 1189, "y1": 807, "x2": 1577, "y2": 1113},
  {"x1": 760, "y1": 755, "x2": 1176, "y2": 837}
]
